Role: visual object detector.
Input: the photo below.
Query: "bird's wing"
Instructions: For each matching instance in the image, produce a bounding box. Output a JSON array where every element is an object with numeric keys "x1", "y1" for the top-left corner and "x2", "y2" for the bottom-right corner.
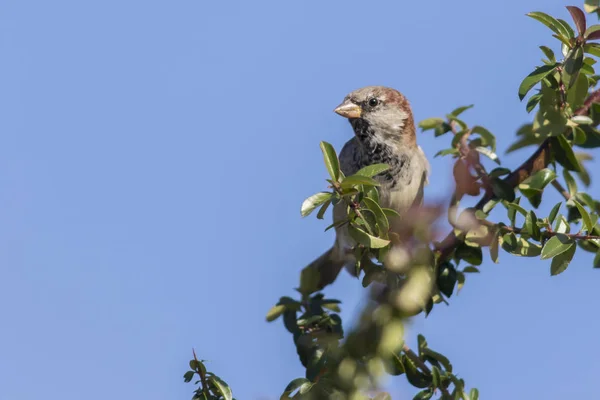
[{"x1": 417, "y1": 145, "x2": 430, "y2": 186}]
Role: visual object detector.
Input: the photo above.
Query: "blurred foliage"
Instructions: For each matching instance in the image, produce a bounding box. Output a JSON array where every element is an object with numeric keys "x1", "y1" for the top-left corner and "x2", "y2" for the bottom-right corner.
[{"x1": 185, "y1": 5, "x2": 600, "y2": 400}]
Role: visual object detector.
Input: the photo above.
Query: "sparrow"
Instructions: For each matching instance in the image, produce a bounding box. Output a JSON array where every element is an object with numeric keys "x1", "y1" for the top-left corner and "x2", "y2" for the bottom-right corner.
[{"x1": 306, "y1": 86, "x2": 430, "y2": 290}]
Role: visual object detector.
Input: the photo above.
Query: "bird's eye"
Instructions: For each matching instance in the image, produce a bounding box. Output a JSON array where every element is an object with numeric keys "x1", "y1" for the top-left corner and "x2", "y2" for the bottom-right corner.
[{"x1": 368, "y1": 98, "x2": 379, "y2": 107}]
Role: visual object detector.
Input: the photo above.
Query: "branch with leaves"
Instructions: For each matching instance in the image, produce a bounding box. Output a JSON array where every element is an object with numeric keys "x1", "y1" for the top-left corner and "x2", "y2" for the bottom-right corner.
[
  {"x1": 184, "y1": 350, "x2": 235, "y2": 400},
  {"x1": 185, "y1": 4, "x2": 600, "y2": 400}
]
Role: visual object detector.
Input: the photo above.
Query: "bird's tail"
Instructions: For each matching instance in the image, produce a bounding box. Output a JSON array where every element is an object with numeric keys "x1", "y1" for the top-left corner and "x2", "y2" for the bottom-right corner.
[{"x1": 303, "y1": 246, "x2": 352, "y2": 291}]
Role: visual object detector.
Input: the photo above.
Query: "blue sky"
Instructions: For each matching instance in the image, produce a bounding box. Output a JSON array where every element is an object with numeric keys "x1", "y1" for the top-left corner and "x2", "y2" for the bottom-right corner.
[{"x1": 1, "y1": 1, "x2": 598, "y2": 399}]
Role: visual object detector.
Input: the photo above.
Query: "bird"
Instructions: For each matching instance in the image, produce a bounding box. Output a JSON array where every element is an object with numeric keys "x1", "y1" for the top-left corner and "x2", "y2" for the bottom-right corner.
[{"x1": 306, "y1": 86, "x2": 430, "y2": 290}]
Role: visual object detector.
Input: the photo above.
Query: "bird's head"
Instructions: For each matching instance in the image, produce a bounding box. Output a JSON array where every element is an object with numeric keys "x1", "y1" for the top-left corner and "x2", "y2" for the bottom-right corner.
[{"x1": 334, "y1": 86, "x2": 416, "y2": 148}]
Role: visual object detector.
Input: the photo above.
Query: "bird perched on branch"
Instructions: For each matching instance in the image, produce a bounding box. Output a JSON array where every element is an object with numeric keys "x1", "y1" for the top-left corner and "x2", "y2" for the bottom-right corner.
[{"x1": 307, "y1": 86, "x2": 430, "y2": 289}]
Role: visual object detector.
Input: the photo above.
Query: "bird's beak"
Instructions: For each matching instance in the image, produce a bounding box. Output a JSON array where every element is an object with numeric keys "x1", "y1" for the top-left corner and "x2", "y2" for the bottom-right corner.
[{"x1": 334, "y1": 100, "x2": 362, "y2": 119}]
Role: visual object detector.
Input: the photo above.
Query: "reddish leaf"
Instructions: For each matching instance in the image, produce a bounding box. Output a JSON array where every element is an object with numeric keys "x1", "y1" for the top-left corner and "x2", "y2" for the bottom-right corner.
[
  {"x1": 453, "y1": 160, "x2": 480, "y2": 200},
  {"x1": 587, "y1": 30, "x2": 600, "y2": 40},
  {"x1": 567, "y1": 6, "x2": 586, "y2": 36}
]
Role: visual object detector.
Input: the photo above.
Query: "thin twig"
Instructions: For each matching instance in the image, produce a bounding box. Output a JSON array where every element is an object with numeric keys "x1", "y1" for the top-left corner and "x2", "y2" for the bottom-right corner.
[
  {"x1": 192, "y1": 348, "x2": 210, "y2": 398},
  {"x1": 551, "y1": 180, "x2": 571, "y2": 200},
  {"x1": 477, "y1": 217, "x2": 600, "y2": 240}
]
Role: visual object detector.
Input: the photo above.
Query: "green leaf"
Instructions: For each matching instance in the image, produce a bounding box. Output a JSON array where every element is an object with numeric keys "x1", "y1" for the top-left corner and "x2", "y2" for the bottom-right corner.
[
  {"x1": 572, "y1": 127, "x2": 588, "y2": 145},
  {"x1": 567, "y1": 73, "x2": 589, "y2": 110},
  {"x1": 301, "y1": 192, "x2": 332, "y2": 217},
  {"x1": 506, "y1": 135, "x2": 544, "y2": 154},
  {"x1": 555, "y1": 214, "x2": 571, "y2": 233},
  {"x1": 347, "y1": 224, "x2": 390, "y2": 249},
  {"x1": 475, "y1": 146, "x2": 500, "y2": 164},
  {"x1": 450, "y1": 104, "x2": 474, "y2": 117},
  {"x1": 573, "y1": 199, "x2": 593, "y2": 232},
  {"x1": 456, "y1": 270, "x2": 465, "y2": 293},
  {"x1": 316, "y1": 199, "x2": 331, "y2": 220},
  {"x1": 362, "y1": 197, "x2": 389, "y2": 237},
  {"x1": 502, "y1": 234, "x2": 543, "y2": 257},
  {"x1": 491, "y1": 178, "x2": 516, "y2": 202},
  {"x1": 489, "y1": 167, "x2": 511, "y2": 178},
  {"x1": 282, "y1": 378, "x2": 310, "y2": 398},
  {"x1": 585, "y1": 24, "x2": 600, "y2": 38},
  {"x1": 413, "y1": 389, "x2": 434, "y2": 400},
  {"x1": 355, "y1": 163, "x2": 390, "y2": 177},
  {"x1": 541, "y1": 234, "x2": 575, "y2": 259},
  {"x1": 447, "y1": 115, "x2": 468, "y2": 130},
  {"x1": 322, "y1": 302, "x2": 341, "y2": 312},
  {"x1": 419, "y1": 117, "x2": 445, "y2": 130},
  {"x1": 470, "y1": 388, "x2": 480, "y2": 400},
  {"x1": 340, "y1": 174, "x2": 380, "y2": 188},
  {"x1": 520, "y1": 168, "x2": 556, "y2": 189},
  {"x1": 209, "y1": 376, "x2": 233, "y2": 400},
  {"x1": 463, "y1": 266, "x2": 480, "y2": 273},
  {"x1": 434, "y1": 148, "x2": 459, "y2": 158},
  {"x1": 554, "y1": 33, "x2": 573, "y2": 50},
  {"x1": 367, "y1": 186, "x2": 380, "y2": 203},
  {"x1": 584, "y1": 42, "x2": 600, "y2": 57},
  {"x1": 518, "y1": 64, "x2": 559, "y2": 100},
  {"x1": 434, "y1": 122, "x2": 452, "y2": 137},
  {"x1": 403, "y1": 355, "x2": 431, "y2": 388},
  {"x1": 355, "y1": 209, "x2": 377, "y2": 235},
  {"x1": 506, "y1": 200, "x2": 528, "y2": 217},
  {"x1": 385, "y1": 353, "x2": 406, "y2": 376},
  {"x1": 551, "y1": 135, "x2": 582, "y2": 172},
  {"x1": 549, "y1": 202, "x2": 562, "y2": 224},
  {"x1": 518, "y1": 168, "x2": 556, "y2": 208},
  {"x1": 540, "y1": 45, "x2": 556, "y2": 62},
  {"x1": 305, "y1": 348, "x2": 326, "y2": 382},
  {"x1": 564, "y1": 46, "x2": 585, "y2": 87},
  {"x1": 430, "y1": 365, "x2": 441, "y2": 387},
  {"x1": 502, "y1": 232, "x2": 518, "y2": 252},
  {"x1": 525, "y1": 211, "x2": 542, "y2": 240},
  {"x1": 266, "y1": 304, "x2": 287, "y2": 322},
  {"x1": 585, "y1": 0, "x2": 600, "y2": 13},
  {"x1": 518, "y1": 238, "x2": 543, "y2": 257},
  {"x1": 575, "y1": 192, "x2": 597, "y2": 209},
  {"x1": 572, "y1": 115, "x2": 594, "y2": 125},
  {"x1": 490, "y1": 230, "x2": 500, "y2": 263},
  {"x1": 183, "y1": 371, "x2": 195, "y2": 383},
  {"x1": 558, "y1": 18, "x2": 576, "y2": 39},
  {"x1": 594, "y1": 251, "x2": 600, "y2": 268},
  {"x1": 550, "y1": 242, "x2": 576, "y2": 275},
  {"x1": 382, "y1": 208, "x2": 401, "y2": 219},
  {"x1": 437, "y1": 263, "x2": 457, "y2": 298},
  {"x1": 527, "y1": 12, "x2": 571, "y2": 37},
  {"x1": 421, "y1": 347, "x2": 453, "y2": 372},
  {"x1": 456, "y1": 271, "x2": 466, "y2": 294},
  {"x1": 319, "y1": 141, "x2": 340, "y2": 182},
  {"x1": 563, "y1": 169, "x2": 578, "y2": 197},
  {"x1": 455, "y1": 243, "x2": 483, "y2": 266},
  {"x1": 189, "y1": 359, "x2": 207, "y2": 375},
  {"x1": 581, "y1": 61, "x2": 596, "y2": 75},
  {"x1": 526, "y1": 93, "x2": 543, "y2": 112}
]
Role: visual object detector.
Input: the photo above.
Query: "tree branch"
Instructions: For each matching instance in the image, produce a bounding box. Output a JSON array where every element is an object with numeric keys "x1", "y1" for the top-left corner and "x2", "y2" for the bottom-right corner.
[
  {"x1": 436, "y1": 87, "x2": 600, "y2": 263},
  {"x1": 551, "y1": 180, "x2": 571, "y2": 200}
]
